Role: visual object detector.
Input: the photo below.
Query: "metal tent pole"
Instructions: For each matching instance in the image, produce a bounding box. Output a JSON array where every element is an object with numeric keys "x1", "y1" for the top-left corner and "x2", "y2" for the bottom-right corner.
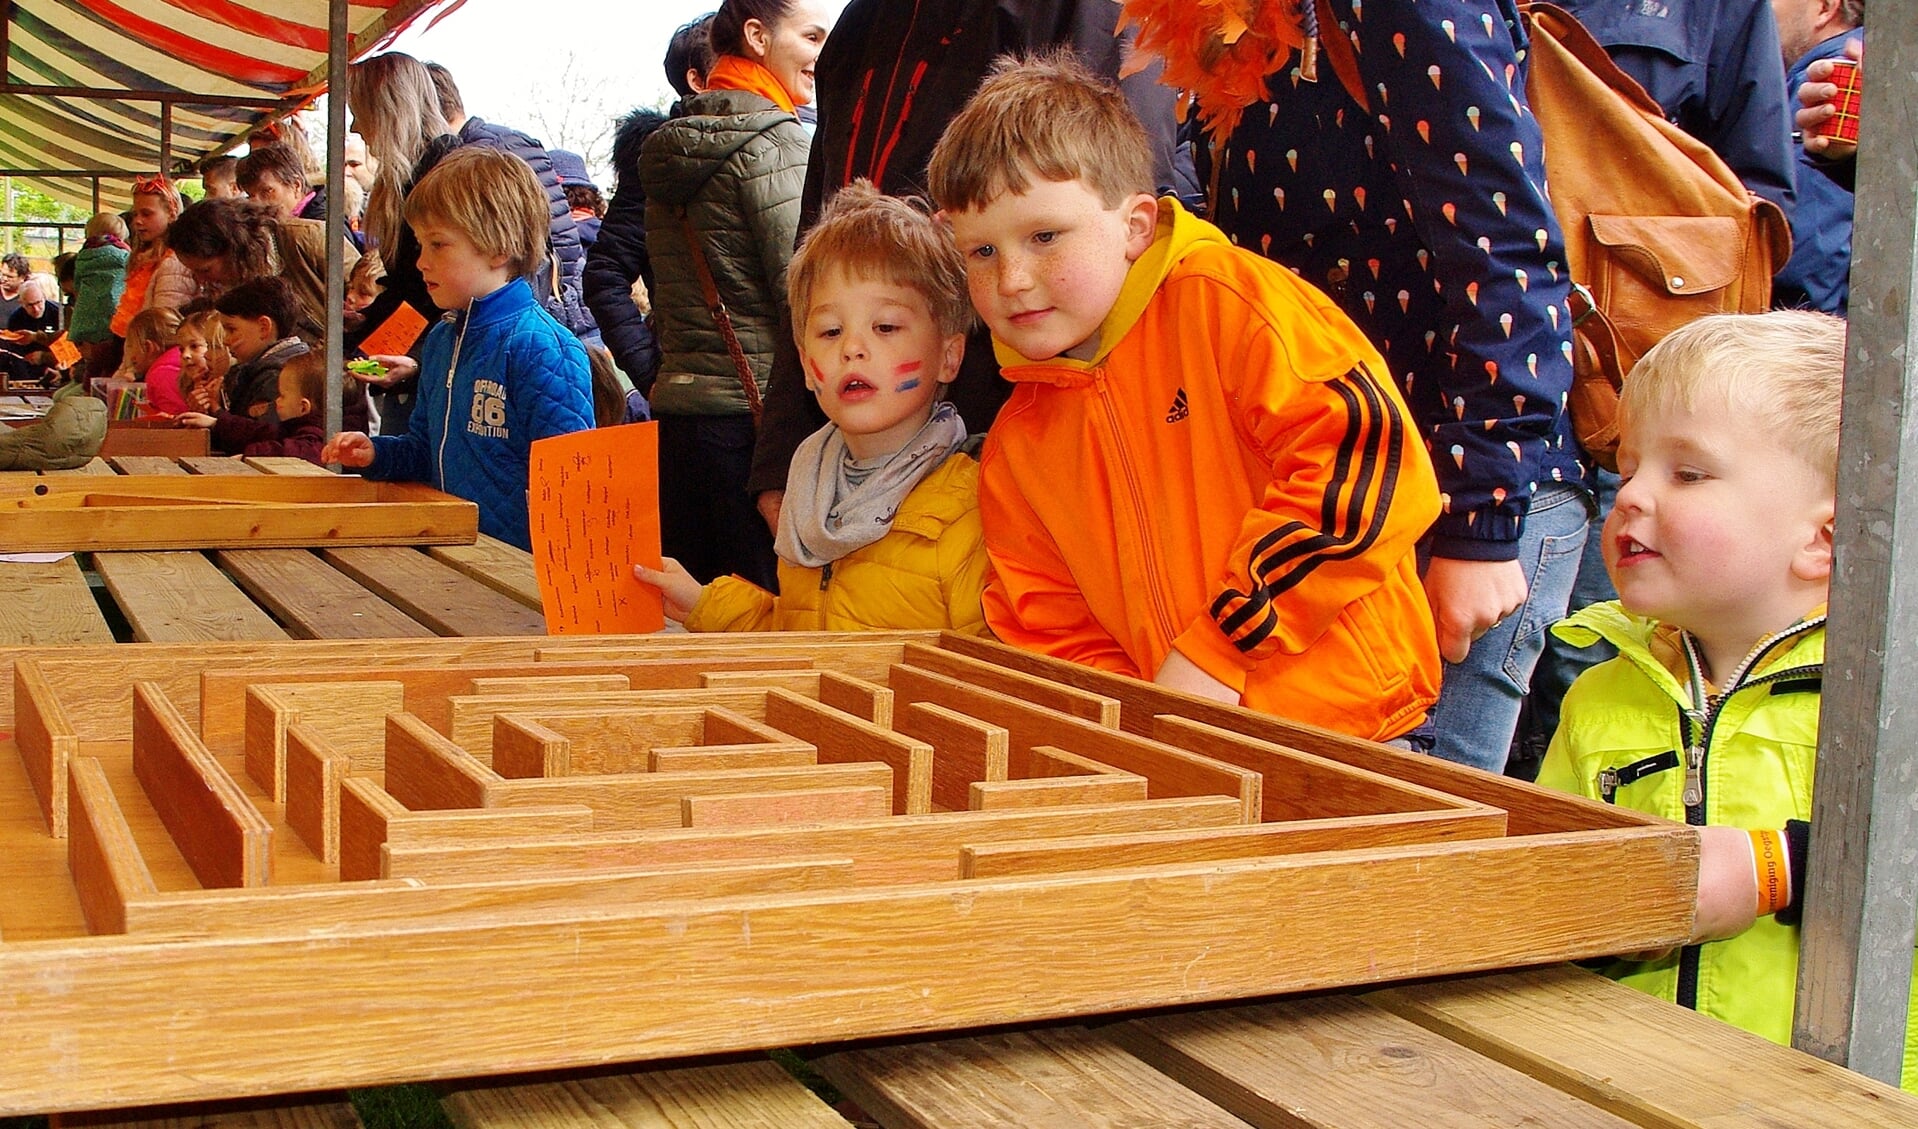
[
  {"x1": 1795, "y1": 0, "x2": 1918, "y2": 1085},
  {"x1": 323, "y1": 0, "x2": 348, "y2": 441}
]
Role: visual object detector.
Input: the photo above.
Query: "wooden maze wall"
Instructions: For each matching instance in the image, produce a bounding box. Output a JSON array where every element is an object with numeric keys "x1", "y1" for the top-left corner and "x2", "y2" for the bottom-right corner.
[{"x1": 0, "y1": 632, "x2": 1698, "y2": 1114}]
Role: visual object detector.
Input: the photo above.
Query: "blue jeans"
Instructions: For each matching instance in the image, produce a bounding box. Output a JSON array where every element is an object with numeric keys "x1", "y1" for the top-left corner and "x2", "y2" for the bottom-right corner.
[
  {"x1": 1425, "y1": 483, "x2": 1594, "y2": 772},
  {"x1": 1519, "y1": 467, "x2": 1621, "y2": 762}
]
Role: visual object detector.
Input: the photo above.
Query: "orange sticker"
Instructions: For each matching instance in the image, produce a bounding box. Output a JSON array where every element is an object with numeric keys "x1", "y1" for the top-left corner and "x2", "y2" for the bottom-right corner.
[
  {"x1": 357, "y1": 303, "x2": 430, "y2": 358},
  {"x1": 528, "y1": 421, "x2": 665, "y2": 635},
  {"x1": 48, "y1": 333, "x2": 80, "y2": 368}
]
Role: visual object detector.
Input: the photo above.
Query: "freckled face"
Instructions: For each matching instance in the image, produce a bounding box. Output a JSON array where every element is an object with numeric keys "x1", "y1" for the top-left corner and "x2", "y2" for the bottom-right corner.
[{"x1": 801, "y1": 268, "x2": 962, "y2": 460}]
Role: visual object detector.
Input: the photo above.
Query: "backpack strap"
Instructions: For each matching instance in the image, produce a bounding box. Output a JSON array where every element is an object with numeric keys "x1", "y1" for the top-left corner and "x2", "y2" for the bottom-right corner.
[{"x1": 675, "y1": 205, "x2": 764, "y2": 422}]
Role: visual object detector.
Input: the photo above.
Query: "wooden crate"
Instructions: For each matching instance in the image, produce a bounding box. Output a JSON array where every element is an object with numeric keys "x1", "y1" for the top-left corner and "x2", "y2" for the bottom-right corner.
[
  {"x1": 0, "y1": 474, "x2": 477, "y2": 551},
  {"x1": 0, "y1": 631, "x2": 1696, "y2": 1114}
]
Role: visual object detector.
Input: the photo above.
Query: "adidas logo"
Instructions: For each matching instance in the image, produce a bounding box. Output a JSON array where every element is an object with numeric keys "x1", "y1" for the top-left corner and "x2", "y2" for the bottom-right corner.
[{"x1": 1165, "y1": 387, "x2": 1189, "y2": 423}]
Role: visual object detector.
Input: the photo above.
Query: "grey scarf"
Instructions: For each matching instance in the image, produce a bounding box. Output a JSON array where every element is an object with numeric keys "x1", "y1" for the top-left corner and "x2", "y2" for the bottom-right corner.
[{"x1": 775, "y1": 402, "x2": 969, "y2": 569}]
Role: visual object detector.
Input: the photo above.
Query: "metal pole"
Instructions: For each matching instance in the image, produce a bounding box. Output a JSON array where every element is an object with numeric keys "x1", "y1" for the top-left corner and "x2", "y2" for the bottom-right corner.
[
  {"x1": 1795, "y1": 0, "x2": 1918, "y2": 1085},
  {"x1": 323, "y1": 0, "x2": 348, "y2": 442},
  {"x1": 91, "y1": 177, "x2": 99, "y2": 213},
  {"x1": 159, "y1": 102, "x2": 173, "y2": 176}
]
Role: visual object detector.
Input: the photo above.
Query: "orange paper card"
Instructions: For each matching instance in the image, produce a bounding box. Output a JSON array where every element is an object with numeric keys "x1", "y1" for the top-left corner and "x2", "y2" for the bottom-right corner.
[
  {"x1": 357, "y1": 303, "x2": 430, "y2": 358},
  {"x1": 529, "y1": 421, "x2": 665, "y2": 634},
  {"x1": 48, "y1": 333, "x2": 81, "y2": 368}
]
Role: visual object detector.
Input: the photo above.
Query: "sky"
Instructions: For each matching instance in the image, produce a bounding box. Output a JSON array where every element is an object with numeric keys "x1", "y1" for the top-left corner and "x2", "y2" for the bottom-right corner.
[{"x1": 362, "y1": 0, "x2": 851, "y2": 188}]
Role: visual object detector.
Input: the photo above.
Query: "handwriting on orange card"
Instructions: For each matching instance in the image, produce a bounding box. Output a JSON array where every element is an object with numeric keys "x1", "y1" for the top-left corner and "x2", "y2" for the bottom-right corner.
[{"x1": 529, "y1": 422, "x2": 664, "y2": 634}]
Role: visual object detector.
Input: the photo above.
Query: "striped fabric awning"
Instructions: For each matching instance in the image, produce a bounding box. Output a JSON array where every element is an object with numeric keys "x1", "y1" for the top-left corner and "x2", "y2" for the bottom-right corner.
[{"x1": 1, "y1": 0, "x2": 453, "y2": 212}]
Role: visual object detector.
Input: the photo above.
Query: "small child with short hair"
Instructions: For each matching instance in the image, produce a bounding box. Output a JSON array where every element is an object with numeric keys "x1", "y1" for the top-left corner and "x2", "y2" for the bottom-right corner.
[
  {"x1": 211, "y1": 277, "x2": 308, "y2": 431},
  {"x1": 1536, "y1": 311, "x2": 1917, "y2": 1090},
  {"x1": 927, "y1": 55, "x2": 1442, "y2": 740},
  {"x1": 176, "y1": 308, "x2": 230, "y2": 413},
  {"x1": 322, "y1": 147, "x2": 594, "y2": 551},
  {"x1": 636, "y1": 181, "x2": 987, "y2": 634},
  {"x1": 123, "y1": 306, "x2": 185, "y2": 415},
  {"x1": 70, "y1": 213, "x2": 128, "y2": 364},
  {"x1": 177, "y1": 350, "x2": 327, "y2": 464}
]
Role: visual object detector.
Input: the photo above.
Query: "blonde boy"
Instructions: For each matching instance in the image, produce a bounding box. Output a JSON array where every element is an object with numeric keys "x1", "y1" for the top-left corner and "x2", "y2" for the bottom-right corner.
[
  {"x1": 323, "y1": 147, "x2": 593, "y2": 551},
  {"x1": 927, "y1": 55, "x2": 1441, "y2": 740},
  {"x1": 1538, "y1": 311, "x2": 1917, "y2": 1090},
  {"x1": 637, "y1": 181, "x2": 988, "y2": 634}
]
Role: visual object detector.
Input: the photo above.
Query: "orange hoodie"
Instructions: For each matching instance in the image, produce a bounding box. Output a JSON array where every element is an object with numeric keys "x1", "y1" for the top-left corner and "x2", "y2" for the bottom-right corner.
[{"x1": 980, "y1": 200, "x2": 1442, "y2": 740}]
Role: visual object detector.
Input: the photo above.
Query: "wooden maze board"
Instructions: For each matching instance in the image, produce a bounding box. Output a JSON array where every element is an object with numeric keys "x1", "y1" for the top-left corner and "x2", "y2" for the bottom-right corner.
[{"x1": 0, "y1": 631, "x2": 1698, "y2": 1115}]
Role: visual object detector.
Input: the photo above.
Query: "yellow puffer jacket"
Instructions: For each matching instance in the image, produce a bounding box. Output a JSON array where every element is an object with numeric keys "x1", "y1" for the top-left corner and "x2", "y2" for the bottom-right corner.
[{"x1": 685, "y1": 452, "x2": 989, "y2": 635}]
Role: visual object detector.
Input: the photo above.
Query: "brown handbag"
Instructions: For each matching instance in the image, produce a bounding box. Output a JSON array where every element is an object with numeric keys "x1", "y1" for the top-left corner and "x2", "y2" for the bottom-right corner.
[{"x1": 1314, "y1": 0, "x2": 1792, "y2": 470}]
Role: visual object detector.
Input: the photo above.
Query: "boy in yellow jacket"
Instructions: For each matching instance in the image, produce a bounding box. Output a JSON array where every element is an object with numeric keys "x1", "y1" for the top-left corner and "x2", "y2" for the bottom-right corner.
[
  {"x1": 928, "y1": 54, "x2": 1441, "y2": 740},
  {"x1": 636, "y1": 181, "x2": 988, "y2": 634}
]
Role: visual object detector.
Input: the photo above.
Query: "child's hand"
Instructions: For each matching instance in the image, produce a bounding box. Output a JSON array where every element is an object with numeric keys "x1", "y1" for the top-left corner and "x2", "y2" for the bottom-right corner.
[
  {"x1": 323, "y1": 432, "x2": 376, "y2": 468},
  {"x1": 633, "y1": 557, "x2": 705, "y2": 623},
  {"x1": 1153, "y1": 648, "x2": 1241, "y2": 706},
  {"x1": 173, "y1": 412, "x2": 216, "y2": 429},
  {"x1": 354, "y1": 354, "x2": 419, "y2": 388}
]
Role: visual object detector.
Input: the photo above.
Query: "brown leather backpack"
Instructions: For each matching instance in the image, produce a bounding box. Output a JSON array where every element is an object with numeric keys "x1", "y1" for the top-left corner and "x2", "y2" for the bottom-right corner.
[{"x1": 1316, "y1": 1, "x2": 1792, "y2": 470}]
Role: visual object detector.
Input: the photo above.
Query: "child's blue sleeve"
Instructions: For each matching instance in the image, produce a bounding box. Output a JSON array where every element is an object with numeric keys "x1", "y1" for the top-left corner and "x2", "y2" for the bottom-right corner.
[{"x1": 365, "y1": 429, "x2": 432, "y2": 484}]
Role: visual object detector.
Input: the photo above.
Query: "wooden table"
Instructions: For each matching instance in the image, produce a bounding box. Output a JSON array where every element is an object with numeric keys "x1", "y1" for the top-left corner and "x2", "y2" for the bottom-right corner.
[
  {"x1": 0, "y1": 455, "x2": 544, "y2": 645},
  {"x1": 58, "y1": 965, "x2": 1918, "y2": 1127}
]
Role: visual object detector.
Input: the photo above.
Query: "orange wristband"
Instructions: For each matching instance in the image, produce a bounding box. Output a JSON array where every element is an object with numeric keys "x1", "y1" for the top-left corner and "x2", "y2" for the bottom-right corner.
[{"x1": 1750, "y1": 829, "x2": 1789, "y2": 917}]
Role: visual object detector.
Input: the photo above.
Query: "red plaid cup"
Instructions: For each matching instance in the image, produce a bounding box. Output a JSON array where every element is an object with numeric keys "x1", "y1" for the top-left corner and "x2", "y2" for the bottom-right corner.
[{"x1": 1815, "y1": 59, "x2": 1862, "y2": 144}]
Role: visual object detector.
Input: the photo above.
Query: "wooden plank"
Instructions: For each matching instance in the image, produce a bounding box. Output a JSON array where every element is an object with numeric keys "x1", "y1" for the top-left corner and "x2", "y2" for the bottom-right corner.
[
  {"x1": 428, "y1": 534, "x2": 545, "y2": 611},
  {"x1": 820, "y1": 671, "x2": 895, "y2": 728},
  {"x1": 1151, "y1": 715, "x2": 1498, "y2": 823},
  {"x1": 443, "y1": 1059, "x2": 853, "y2": 1129},
  {"x1": 889, "y1": 664, "x2": 1261, "y2": 823},
  {"x1": 244, "y1": 682, "x2": 404, "y2": 801},
  {"x1": 701, "y1": 669, "x2": 824, "y2": 694},
  {"x1": 935, "y1": 633, "x2": 1659, "y2": 836},
  {"x1": 962, "y1": 808, "x2": 1509, "y2": 879},
  {"x1": 903, "y1": 641, "x2": 1120, "y2": 727},
  {"x1": 42, "y1": 456, "x2": 116, "y2": 475},
  {"x1": 284, "y1": 724, "x2": 348, "y2": 864},
  {"x1": 215, "y1": 549, "x2": 438, "y2": 640},
  {"x1": 491, "y1": 715, "x2": 571, "y2": 779},
  {"x1": 382, "y1": 712, "x2": 493, "y2": 811},
  {"x1": 385, "y1": 796, "x2": 1249, "y2": 886},
  {"x1": 1028, "y1": 745, "x2": 1130, "y2": 777},
  {"x1": 130, "y1": 682, "x2": 274, "y2": 888},
  {"x1": 105, "y1": 453, "x2": 195, "y2": 474},
  {"x1": 0, "y1": 554, "x2": 115, "y2": 645},
  {"x1": 897, "y1": 700, "x2": 1009, "y2": 813},
  {"x1": 1113, "y1": 995, "x2": 1637, "y2": 1129},
  {"x1": 968, "y1": 771, "x2": 1148, "y2": 811},
  {"x1": 125, "y1": 860, "x2": 855, "y2": 937},
  {"x1": 94, "y1": 552, "x2": 291, "y2": 643},
  {"x1": 487, "y1": 762, "x2": 898, "y2": 832},
  {"x1": 540, "y1": 636, "x2": 913, "y2": 683},
  {"x1": 681, "y1": 785, "x2": 893, "y2": 828},
  {"x1": 1370, "y1": 966, "x2": 1918, "y2": 1128},
  {"x1": 815, "y1": 1027, "x2": 1250, "y2": 1129},
  {"x1": 15, "y1": 657, "x2": 80, "y2": 835},
  {"x1": 649, "y1": 744, "x2": 817, "y2": 772},
  {"x1": 179, "y1": 456, "x2": 261, "y2": 476},
  {"x1": 337, "y1": 777, "x2": 410, "y2": 883},
  {"x1": 0, "y1": 475, "x2": 478, "y2": 550},
  {"x1": 68, "y1": 755, "x2": 159, "y2": 935},
  {"x1": 764, "y1": 689, "x2": 932, "y2": 816},
  {"x1": 446, "y1": 692, "x2": 771, "y2": 757},
  {"x1": 336, "y1": 777, "x2": 598, "y2": 882},
  {"x1": 321, "y1": 547, "x2": 545, "y2": 637},
  {"x1": 468, "y1": 674, "x2": 631, "y2": 696},
  {"x1": 246, "y1": 456, "x2": 333, "y2": 477},
  {"x1": 52, "y1": 1093, "x2": 361, "y2": 1127}
]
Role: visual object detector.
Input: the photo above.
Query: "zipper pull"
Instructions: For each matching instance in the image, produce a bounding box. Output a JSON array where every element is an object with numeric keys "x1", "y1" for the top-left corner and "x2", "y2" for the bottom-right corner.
[
  {"x1": 818, "y1": 561, "x2": 833, "y2": 592},
  {"x1": 1682, "y1": 742, "x2": 1705, "y2": 808},
  {"x1": 1596, "y1": 768, "x2": 1620, "y2": 803}
]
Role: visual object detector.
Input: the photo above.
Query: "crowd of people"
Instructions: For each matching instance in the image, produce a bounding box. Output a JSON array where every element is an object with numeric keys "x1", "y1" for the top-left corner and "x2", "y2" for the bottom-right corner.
[{"x1": 2, "y1": 0, "x2": 1900, "y2": 1081}]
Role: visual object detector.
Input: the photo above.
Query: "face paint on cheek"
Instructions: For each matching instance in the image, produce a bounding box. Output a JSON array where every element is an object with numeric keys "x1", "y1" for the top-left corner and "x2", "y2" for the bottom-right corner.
[
  {"x1": 807, "y1": 358, "x2": 827, "y2": 393},
  {"x1": 893, "y1": 360, "x2": 923, "y2": 392}
]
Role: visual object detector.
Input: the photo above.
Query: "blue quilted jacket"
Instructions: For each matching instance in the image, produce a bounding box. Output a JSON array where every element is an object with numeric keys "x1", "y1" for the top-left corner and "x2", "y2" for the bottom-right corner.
[{"x1": 364, "y1": 278, "x2": 593, "y2": 550}]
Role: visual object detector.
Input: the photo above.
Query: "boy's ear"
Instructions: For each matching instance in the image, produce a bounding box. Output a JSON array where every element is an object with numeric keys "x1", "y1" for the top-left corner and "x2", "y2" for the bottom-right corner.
[
  {"x1": 1793, "y1": 500, "x2": 1837, "y2": 584},
  {"x1": 255, "y1": 314, "x2": 276, "y2": 338},
  {"x1": 1122, "y1": 193, "x2": 1160, "y2": 262},
  {"x1": 936, "y1": 332, "x2": 965, "y2": 385}
]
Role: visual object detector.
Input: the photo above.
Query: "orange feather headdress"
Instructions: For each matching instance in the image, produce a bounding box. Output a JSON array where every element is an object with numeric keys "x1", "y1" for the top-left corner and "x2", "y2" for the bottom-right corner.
[{"x1": 1118, "y1": 0, "x2": 1314, "y2": 138}]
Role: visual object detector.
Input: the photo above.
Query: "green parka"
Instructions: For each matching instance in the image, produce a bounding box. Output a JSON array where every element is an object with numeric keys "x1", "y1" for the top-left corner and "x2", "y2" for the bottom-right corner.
[
  {"x1": 1539, "y1": 601, "x2": 1918, "y2": 1093},
  {"x1": 639, "y1": 89, "x2": 809, "y2": 417},
  {"x1": 0, "y1": 390, "x2": 106, "y2": 471}
]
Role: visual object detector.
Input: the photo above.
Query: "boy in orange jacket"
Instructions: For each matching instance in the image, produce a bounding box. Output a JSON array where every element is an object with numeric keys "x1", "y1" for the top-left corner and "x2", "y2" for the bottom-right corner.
[{"x1": 929, "y1": 55, "x2": 1442, "y2": 741}]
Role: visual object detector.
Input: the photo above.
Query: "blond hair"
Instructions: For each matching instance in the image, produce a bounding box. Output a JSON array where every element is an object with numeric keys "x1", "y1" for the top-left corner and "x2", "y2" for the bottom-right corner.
[
  {"x1": 1622, "y1": 310, "x2": 1847, "y2": 486},
  {"x1": 787, "y1": 180, "x2": 973, "y2": 346},
  {"x1": 278, "y1": 350, "x2": 328, "y2": 410},
  {"x1": 125, "y1": 305, "x2": 183, "y2": 366},
  {"x1": 348, "y1": 52, "x2": 452, "y2": 252},
  {"x1": 128, "y1": 179, "x2": 183, "y2": 268},
  {"x1": 403, "y1": 147, "x2": 549, "y2": 281},
  {"x1": 85, "y1": 212, "x2": 127, "y2": 240},
  {"x1": 927, "y1": 51, "x2": 1154, "y2": 214}
]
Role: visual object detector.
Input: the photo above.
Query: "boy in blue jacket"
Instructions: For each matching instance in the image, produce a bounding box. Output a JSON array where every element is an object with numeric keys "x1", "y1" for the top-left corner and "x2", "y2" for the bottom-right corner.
[{"x1": 324, "y1": 147, "x2": 594, "y2": 551}]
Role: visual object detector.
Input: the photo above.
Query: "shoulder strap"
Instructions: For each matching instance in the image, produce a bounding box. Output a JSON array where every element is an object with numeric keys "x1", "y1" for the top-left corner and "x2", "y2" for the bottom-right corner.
[{"x1": 676, "y1": 206, "x2": 763, "y2": 421}]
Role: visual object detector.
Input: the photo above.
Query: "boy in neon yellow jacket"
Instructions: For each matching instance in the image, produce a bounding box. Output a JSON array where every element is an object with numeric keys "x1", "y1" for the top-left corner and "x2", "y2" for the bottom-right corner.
[{"x1": 1539, "y1": 311, "x2": 1917, "y2": 1090}]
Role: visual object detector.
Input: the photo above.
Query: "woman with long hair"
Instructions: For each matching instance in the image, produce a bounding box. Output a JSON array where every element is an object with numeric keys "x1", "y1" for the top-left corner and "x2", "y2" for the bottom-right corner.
[
  {"x1": 107, "y1": 176, "x2": 198, "y2": 374},
  {"x1": 167, "y1": 197, "x2": 358, "y2": 341},
  {"x1": 641, "y1": 0, "x2": 833, "y2": 591},
  {"x1": 340, "y1": 51, "x2": 461, "y2": 434}
]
